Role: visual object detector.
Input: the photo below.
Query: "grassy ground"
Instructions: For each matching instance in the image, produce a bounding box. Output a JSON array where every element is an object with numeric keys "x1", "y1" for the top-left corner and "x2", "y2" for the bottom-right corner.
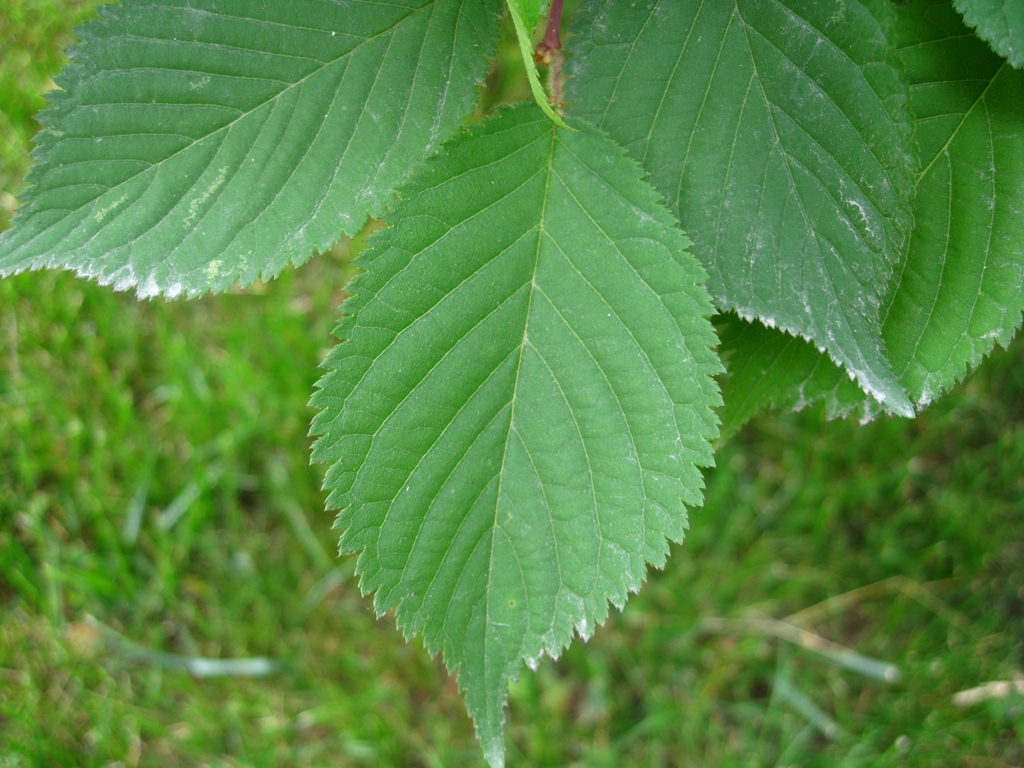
[{"x1": 2, "y1": 2, "x2": 1023, "y2": 766}]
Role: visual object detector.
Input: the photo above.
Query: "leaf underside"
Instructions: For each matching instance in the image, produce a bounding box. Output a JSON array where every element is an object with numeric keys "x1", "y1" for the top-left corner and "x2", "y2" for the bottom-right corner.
[
  {"x1": 0, "y1": 0, "x2": 500, "y2": 297},
  {"x1": 309, "y1": 104, "x2": 721, "y2": 767},
  {"x1": 716, "y1": 314, "x2": 869, "y2": 439},
  {"x1": 568, "y1": 0, "x2": 917, "y2": 416}
]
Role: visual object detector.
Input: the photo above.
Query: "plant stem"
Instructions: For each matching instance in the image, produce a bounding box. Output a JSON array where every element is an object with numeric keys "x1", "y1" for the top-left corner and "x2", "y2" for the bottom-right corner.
[{"x1": 534, "y1": 0, "x2": 565, "y2": 112}]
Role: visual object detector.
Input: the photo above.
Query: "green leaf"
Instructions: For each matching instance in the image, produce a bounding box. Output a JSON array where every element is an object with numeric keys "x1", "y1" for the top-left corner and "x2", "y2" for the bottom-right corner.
[
  {"x1": 309, "y1": 104, "x2": 721, "y2": 766},
  {"x1": 507, "y1": 0, "x2": 550, "y2": 31},
  {"x1": 883, "y1": 0, "x2": 1024, "y2": 406},
  {"x1": 716, "y1": 314, "x2": 869, "y2": 439},
  {"x1": 0, "y1": 0, "x2": 500, "y2": 297},
  {"x1": 682, "y1": 0, "x2": 1024, "y2": 427},
  {"x1": 568, "y1": 0, "x2": 917, "y2": 417},
  {"x1": 954, "y1": 0, "x2": 1024, "y2": 67},
  {"x1": 506, "y1": 0, "x2": 568, "y2": 128}
]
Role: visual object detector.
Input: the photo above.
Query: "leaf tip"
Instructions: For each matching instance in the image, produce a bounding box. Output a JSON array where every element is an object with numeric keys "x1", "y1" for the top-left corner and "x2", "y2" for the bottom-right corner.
[{"x1": 482, "y1": 738, "x2": 506, "y2": 768}]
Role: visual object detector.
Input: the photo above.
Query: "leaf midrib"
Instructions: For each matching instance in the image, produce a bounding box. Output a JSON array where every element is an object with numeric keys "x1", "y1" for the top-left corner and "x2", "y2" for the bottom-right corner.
[
  {"x1": 488, "y1": 122, "x2": 559, "y2": 646},
  {"x1": 343, "y1": 132, "x2": 558, "y2": 601},
  {"x1": 913, "y1": 62, "x2": 1005, "y2": 182},
  {"x1": 880, "y1": 62, "x2": 1006, "y2": 342}
]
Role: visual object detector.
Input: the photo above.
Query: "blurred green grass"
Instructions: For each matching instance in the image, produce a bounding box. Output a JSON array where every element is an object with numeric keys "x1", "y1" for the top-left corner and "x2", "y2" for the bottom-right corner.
[{"x1": 2, "y1": 2, "x2": 1023, "y2": 766}]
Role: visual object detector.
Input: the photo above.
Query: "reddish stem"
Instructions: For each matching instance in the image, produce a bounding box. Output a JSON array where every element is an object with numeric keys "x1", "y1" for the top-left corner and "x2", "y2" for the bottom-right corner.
[
  {"x1": 536, "y1": 0, "x2": 563, "y2": 60},
  {"x1": 534, "y1": 0, "x2": 565, "y2": 112}
]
